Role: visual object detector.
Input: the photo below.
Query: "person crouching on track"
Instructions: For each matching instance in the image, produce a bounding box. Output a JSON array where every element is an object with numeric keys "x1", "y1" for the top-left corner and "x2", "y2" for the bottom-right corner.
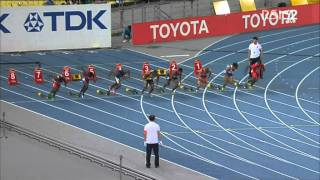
[
  {"x1": 49, "y1": 75, "x2": 67, "y2": 99},
  {"x1": 108, "y1": 67, "x2": 130, "y2": 95},
  {"x1": 142, "y1": 69, "x2": 155, "y2": 95},
  {"x1": 219, "y1": 62, "x2": 239, "y2": 92},
  {"x1": 163, "y1": 67, "x2": 183, "y2": 93},
  {"x1": 246, "y1": 61, "x2": 265, "y2": 88},
  {"x1": 196, "y1": 67, "x2": 212, "y2": 92},
  {"x1": 79, "y1": 71, "x2": 94, "y2": 98}
]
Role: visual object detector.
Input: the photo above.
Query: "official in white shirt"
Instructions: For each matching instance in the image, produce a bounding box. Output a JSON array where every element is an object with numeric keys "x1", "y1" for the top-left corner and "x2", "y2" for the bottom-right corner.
[
  {"x1": 144, "y1": 115, "x2": 162, "y2": 168},
  {"x1": 248, "y1": 36, "x2": 263, "y2": 78}
]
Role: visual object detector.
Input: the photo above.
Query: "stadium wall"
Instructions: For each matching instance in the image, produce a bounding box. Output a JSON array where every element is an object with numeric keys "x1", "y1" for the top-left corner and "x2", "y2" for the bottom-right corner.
[
  {"x1": 0, "y1": 4, "x2": 111, "y2": 52},
  {"x1": 132, "y1": 4, "x2": 320, "y2": 45}
]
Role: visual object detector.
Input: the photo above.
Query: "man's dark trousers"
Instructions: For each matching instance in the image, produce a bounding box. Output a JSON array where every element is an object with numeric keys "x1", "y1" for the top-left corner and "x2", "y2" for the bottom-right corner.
[{"x1": 146, "y1": 143, "x2": 159, "y2": 167}]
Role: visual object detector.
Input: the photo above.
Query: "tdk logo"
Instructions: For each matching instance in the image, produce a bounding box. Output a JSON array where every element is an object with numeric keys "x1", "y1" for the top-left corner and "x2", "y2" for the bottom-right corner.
[
  {"x1": 0, "y1": 14, "x2": 10, "y2": 33},
  {"x1": 24, "y1": 13, "x2": 44, "y2": 32},
  {"x1": 0, "y1": 10, "x2": 107, "y2": 33},
  {"x1": 43, "y1": 10, "x2": 107, "y2": 31}
]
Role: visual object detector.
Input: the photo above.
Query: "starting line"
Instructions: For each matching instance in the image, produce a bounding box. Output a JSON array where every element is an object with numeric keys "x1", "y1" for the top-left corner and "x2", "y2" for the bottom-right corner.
[{"x1": 160, "y1": 54, "x2": 190, "y2": 58}]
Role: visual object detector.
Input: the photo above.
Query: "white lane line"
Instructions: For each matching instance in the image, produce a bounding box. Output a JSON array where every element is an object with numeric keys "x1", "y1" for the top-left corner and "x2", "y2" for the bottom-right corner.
[
  {"x1": 106, "y1": 59, "x2": 320, "y2": 161},
  {"x1": 0, "y1": 90, "x2": 216, "y2": 180},
  {"x1": 170, "y1": 130, "x2": 319, "y2": 175},
  {"x1": 126, "y1": 36, "x2": 231, "y2": 63},
  {"x1": 122, "y1": 60, "x2": 319, "y2": 151},
  {"x1": 231, "y1": 129, "x2": 320, "y2": 150},
  {"x1": 103, "y1": 36, "x2": 320, "y2": 163},
  {"x1": 177, "y1": 33, "x2": 320, "y2": 86},
  {"x1": 165, "y1": 124, "x2": 319, "y2": 134},
  {"x1": 139, "y1": 95, "x2": 259, "y2": 180},
  {"x1": 264, "y1": 53, "x2": 320, "y2": 145},
  {"x1": 38, "y1": 64, "x2": 302, "y2": 174},
  {"x1": 171, "y1": 32, "x2": 320, "y2": 178},
  {"x1": 121, "y1": 64, "x2": 260, "y2": 127},
  {"x1": 150, "y1": 59, "x2": 318, "y2": 125},
  {"x1": 185, "y1": 70, "x2": 320, "y2": 116},
  {"x1": 191, "y1": 26, "x2": 316, "y2": 58},
  {"x1": 149, "y1": 61, "x2": 318, "y2": 123},
  {"x1": 295, "y1": 67, "x2": 320, "y2": 125},
  {"x1": 42, "y1": 67, "x2": 200, "y2": 129},
  {"x1": 95, "y1": 65, "x2": 220, "y2": 127},
  {"x1": 11, "y1": 70, "x2": 311, "y2": 177},
  {"x1": 0, "y1": 87, "x2": 143, "y2": 138},
  {"x1": 203, "y1": 62, "x2": 320, "y2": 173},
  {"x1": 293, "y1": 127, "x2": 320, "y2": 137},
  {"x1": 127, "y1": 30, "x2": 320, "y2": 107},
  {"x1": 261, "y1": 128, "x2": 320, "y2": 148},
  {"x1": 232, "y1": 49, "x2": 320, "y2": 161},
  {"x1": 175, "y1": 62, "x2": 320, "y2": 106},
  {"x1": 146, "y1": 64, "x2": 318, "y2": 126},
  {"x1": 160, "y1": 54, "x2": 190, "y2": 58},
  {"x1": 1, "y1": 27, "x2": 318, "y2": 177},
  {"x1": 194, "y1": 29, "x2": 320, "y2": 57},
  {"x1": 202, "y1": 39, "x2": 320, "y2": 163},
  {"x1": 201, "y1": 26, "x2": 317, "y2": 55},
  {"x1": 173, "y1": 92, "x2": 310, "y2": 178},
  {"x1": 15, "y1": 69, "x2": 143, "y2": 115},
  {"x1": 206, "y1": 90, "x2": 318, "y2": 125}
]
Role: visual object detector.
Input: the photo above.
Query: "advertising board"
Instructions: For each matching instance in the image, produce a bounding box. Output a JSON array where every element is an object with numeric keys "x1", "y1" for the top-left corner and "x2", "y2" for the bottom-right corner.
[
  {"x1": 132, "y1": 4, "x2": 319, "y2": 45},
  {"x1": 0, "y1": 4, "x2": 111, "y2": 52}
]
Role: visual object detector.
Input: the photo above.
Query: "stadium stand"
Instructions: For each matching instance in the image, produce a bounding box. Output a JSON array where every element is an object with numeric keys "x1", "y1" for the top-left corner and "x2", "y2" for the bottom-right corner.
[
  {"x1": 239, "y1": 0, "x2": 257, "y2": 11},
  {"x1": 0, "y1": 0, "x2": 67, "y2": 7},
  {"x1": 291, "y1": 0, "x2": 309, "y2": 5},
  {"x1": 291, "y1": 0, "x2": 320, "y2": 5},
  {"x1": 0, "y1": 0, "x2": 43, "y2": 7},
  {"x1": 308, "y1": 0, "x2": 320, "y2": 3},
  {"x1": 212, "y1": 0, "x2": 231, "y2": 15},
  {"x1": 0, "y1": 0, "x2": 145, "y2": 7}
]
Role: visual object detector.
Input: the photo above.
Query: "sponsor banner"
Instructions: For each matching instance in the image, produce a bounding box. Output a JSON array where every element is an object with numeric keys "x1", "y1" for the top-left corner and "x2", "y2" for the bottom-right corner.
[
  {"x1": 0, "y1": 4, "x2": 111, "y2": 52},
  {"x1": 132, "y1": 4, "x2": 319, "y2": 45}
]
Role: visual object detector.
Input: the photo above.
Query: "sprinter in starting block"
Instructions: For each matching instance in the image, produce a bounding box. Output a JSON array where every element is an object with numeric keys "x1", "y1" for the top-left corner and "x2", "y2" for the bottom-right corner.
[
  {"x1": 218, "y1": 62, "x2": 239, "y2": 92},
  {"x1": 106, "y1": 64, "x2": 131, "y2": 95},
  {"x1": 162, "y1": 67, "x2": 183, "y2": 94},
  {"x1": 78, "y1": 71, "x2": 94, "y2": 98},
  {"x1": 37, "y1": 74, "x2": 67, "y2": 100},
  {"x1": 245, "y1": 61, "x2": 265, "y2": 89},
  {"x1": 142, "y1": 69, "x2": 156, "y2": 95},
  {"x1": 196, "y1": 67, "x2": 213, "y2": 92}
]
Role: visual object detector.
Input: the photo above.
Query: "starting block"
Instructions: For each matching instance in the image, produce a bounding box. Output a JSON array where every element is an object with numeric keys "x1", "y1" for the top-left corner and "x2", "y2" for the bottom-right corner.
[
  {"x1": 125, "y1": 87, "x2": 139, "y2": 95},
  {"x1": 181, "y1": 86, "x2": 194, "y2": 92},
  {"x1": 72, "y1": 73, "x2": 82, "y2": 81},
  {"x1": 218, "y1": 83, "x2": 253, "y2": 92},
  {"x1": 96, "y1": 89, "x2": 107, "y2": 95},
  {"x1": 207, "y1": 83, "x2": 215, "y2": 89},
  {"x1": 157, "y1": 68, "x2": 167, "y2": 76},
  {"x1": 37, "y1": 92, "x2": 46, "y2": 98},
  {"x1": 96, "y1": 89, "x2": 117, "y2": 96},
  {"x1": 37, "y1": 92, "x2": 55, "y2": 100}
]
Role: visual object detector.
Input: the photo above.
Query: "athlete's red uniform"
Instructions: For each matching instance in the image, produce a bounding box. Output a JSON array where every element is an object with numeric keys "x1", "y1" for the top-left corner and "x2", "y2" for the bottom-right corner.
[
  {"x1": 142, "y1": 62, "x2": 151, "y2": 79},
  {"x1": 198, "y1": 68, "x2": 208, "y2": 84},
  {"x1": 169, "y1": 60, "x2": 178, "y2": 79},
  {"x1": 52, "y1": 81, "x2": 60, "y2": 89},
  {"x1": 194, "y1": 59, "x2": 202, "y2": 77},
  {"x1": 251, "y1": 63, "x2": 264, "y2": 80}
]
